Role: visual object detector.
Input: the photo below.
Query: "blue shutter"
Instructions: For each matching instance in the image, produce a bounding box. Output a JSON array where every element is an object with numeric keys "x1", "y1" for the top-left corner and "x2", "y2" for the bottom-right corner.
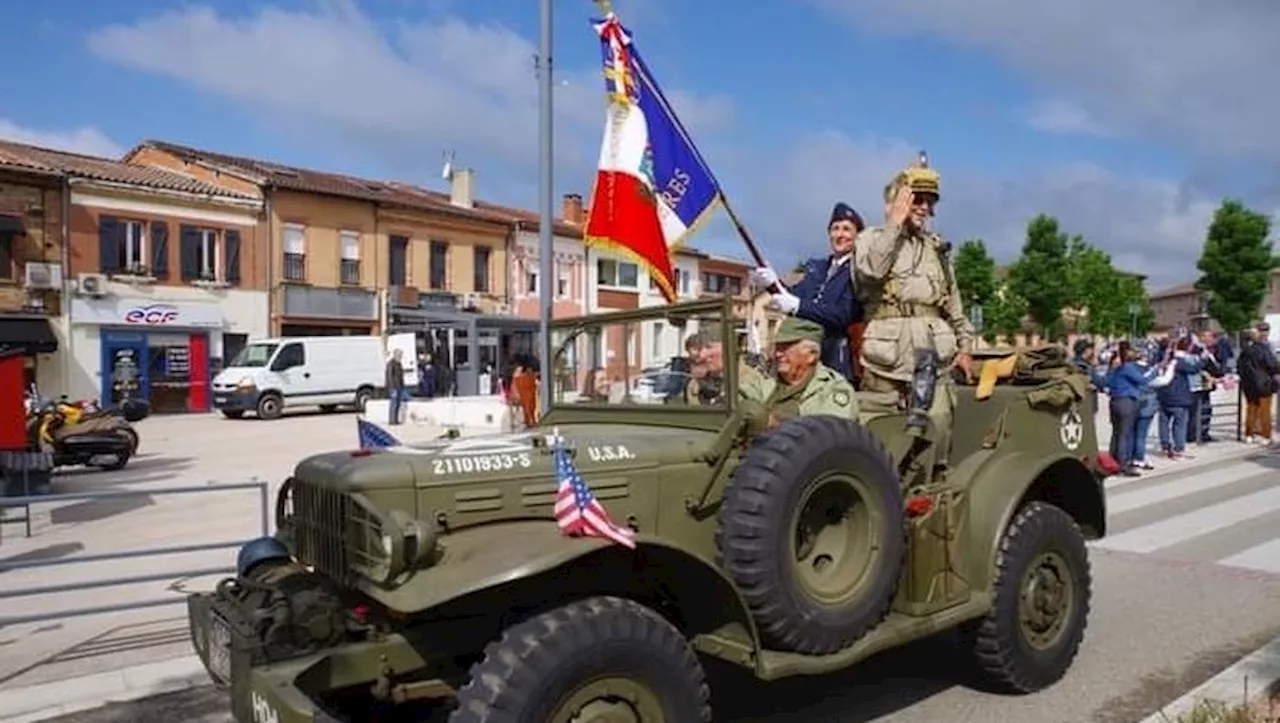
[
  {"x1": 225, "y1": 230, "x2": 242, "y2": 284},
  {"x1": 98, "y1": 216, "x2": 120, "y2": 273}
]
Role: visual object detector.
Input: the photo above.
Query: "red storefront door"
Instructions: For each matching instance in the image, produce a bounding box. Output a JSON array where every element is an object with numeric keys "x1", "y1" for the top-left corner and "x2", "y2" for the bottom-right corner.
[{"x1": 188, "y1": 333, "x2": 209, "y2": 412}]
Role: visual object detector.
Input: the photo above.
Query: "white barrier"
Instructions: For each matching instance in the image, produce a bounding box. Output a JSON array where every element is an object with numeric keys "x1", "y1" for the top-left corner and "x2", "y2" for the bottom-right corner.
[{"x1": 363, "y1": 396, "x2": 513, "y2": 433}]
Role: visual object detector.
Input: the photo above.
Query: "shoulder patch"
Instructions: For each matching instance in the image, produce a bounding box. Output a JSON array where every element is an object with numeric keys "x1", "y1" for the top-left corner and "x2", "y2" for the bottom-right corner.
[{"x1": 832, "y1": 389, "x2": 851, "y2": 407}]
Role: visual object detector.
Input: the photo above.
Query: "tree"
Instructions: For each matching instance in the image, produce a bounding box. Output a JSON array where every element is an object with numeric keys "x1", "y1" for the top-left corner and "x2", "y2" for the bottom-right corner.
[
  {"x1": 984, "y1": 287, "x2": 1028, "y2": 345},
  {"x1": 953, "y1": 239, "x2": 998, "y2": 308},
  {"x1": 1007, "y1": 214, "x2": 1073, "y2": 339},
  {"x1": 1064, "y1": 237, "x2": 1152, "y2": 337},
  {"x1": 1196, "y1": 199, "x2": 1278, "y2": 333}
]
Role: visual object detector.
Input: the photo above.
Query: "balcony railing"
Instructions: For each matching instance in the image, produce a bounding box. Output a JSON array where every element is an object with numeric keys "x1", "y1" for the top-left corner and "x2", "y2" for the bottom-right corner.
[{"x1": 278, "y1": 285, "x2": 377, "y2": 319}]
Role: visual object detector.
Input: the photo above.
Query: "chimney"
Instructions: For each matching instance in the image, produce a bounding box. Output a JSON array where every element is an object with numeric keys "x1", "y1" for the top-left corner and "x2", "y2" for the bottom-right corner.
[
  {"x1": 449, "y1": 168, "x2": 475, "y2": 208},
  {"x1": 561, "y1": 193, "x2": 584, "y2": 224}
]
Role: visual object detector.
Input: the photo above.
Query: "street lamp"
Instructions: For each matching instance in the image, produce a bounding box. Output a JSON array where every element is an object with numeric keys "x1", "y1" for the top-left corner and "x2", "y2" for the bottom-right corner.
[{"x1": 1128, "y1": 303, "x2": 1140, "y2": 340}]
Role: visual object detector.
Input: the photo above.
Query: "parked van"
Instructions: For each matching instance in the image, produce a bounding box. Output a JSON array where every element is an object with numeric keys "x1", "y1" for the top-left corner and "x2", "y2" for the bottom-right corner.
[{"x1": 211, "y1": 336, "x2": 386, "y2": 420}]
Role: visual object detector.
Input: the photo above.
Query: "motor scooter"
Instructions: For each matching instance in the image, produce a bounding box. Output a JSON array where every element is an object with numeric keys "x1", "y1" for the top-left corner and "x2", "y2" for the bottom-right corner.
[{"x1": 25, "y1": 391, "x2": 133, "y2": 470}]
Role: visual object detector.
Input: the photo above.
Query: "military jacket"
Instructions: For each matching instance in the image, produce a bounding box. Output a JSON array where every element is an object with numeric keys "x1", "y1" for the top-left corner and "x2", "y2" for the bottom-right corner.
[{"x1": 745, "y1": 363, "x2": 859, "y2": 421}]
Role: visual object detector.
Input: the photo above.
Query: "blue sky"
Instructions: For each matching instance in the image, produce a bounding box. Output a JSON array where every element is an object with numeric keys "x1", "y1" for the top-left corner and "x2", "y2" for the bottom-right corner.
[{"x1": 2, "y1": 0, "x2": 1277, "y2": 288}]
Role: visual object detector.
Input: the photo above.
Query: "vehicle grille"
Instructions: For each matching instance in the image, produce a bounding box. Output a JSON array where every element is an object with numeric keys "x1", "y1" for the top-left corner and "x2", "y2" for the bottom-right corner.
[{"x1": 279, "y1": 478, "x2": 388, "y2": 584}]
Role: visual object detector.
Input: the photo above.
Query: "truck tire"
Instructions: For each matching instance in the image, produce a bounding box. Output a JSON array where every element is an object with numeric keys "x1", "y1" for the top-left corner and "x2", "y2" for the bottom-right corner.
[
  {"x1": 451, "y1": 596, "x2": 711, "y2": 723},
  {"x1": 716, "y1": 415, "x2": 905, "y2": 655},
  {"x1": 256, "y1": 393, "x2": 283, "y2": 420},
  {"x1": 963, "y1": 501, "x2": 1091, "y2": 693}
]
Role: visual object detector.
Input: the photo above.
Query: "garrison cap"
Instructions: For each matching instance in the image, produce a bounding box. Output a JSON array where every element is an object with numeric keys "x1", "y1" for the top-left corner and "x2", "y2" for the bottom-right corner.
[
  {"x1": 773, "y1": 317, "x2": 825, "y2": 345},
  {"x1": 829, "y1": 202, "x2": 864, "y2": 230}
]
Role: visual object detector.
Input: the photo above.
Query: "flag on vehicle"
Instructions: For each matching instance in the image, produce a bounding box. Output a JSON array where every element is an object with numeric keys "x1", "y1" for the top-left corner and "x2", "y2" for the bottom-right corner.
[
  {"x1": 552, "y1": 433, "x2": 636, "y2": 549},
  {"x1": 357, "y1": 418, "x2": 400, "y2": 449},
  {"x1": 584, "y1": 11, "x2": 723, "y2": 303}
]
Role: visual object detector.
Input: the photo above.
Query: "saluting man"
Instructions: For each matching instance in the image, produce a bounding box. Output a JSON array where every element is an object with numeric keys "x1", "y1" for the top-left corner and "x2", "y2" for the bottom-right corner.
[{"x1": 750, "y1": 202, "x2": 864, "y2": 383}]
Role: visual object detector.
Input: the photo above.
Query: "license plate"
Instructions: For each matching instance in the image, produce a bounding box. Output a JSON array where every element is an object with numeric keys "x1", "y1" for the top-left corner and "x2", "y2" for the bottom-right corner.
[
  {"x1": 208, "y1": 614, "x2": 232, "y2": 683},
  {"x1": 214, "y1": 396, "x2": 227, "y2": 404}
]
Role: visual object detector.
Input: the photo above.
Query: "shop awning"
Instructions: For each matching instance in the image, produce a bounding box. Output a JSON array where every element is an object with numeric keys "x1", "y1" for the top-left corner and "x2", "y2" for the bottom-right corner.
[
  {"x1": 0, "y1": 215, "x2": 25, "y2": 235},
  {"x1": 0, "y1": 316, "x2": 57, "y2": 355}
]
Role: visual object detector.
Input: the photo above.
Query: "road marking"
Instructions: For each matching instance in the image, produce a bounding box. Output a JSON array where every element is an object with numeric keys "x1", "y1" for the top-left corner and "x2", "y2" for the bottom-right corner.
[
  {"x1": 1107, "y1": 463, "x2": 1260, "y2": 514},
  {"x1": 1093, "y1": 485, "x2": 1280, "y2": 554},
  {"x1": 1217, "y1": 538, "x2": 1280, "y2": 574}
]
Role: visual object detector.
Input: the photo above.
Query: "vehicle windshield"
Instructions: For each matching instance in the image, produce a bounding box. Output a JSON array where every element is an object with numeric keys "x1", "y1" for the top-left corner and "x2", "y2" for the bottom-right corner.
[
  {"x1": 229, "y1": 343, "x2": 279, "y2": 368},
  {"x1": 551, "y1": 306, "x2": 735, "y2": 409}
]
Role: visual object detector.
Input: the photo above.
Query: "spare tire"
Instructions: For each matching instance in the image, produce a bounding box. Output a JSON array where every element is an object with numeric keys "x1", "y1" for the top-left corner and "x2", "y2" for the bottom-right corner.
[{"x1": 716, "y1": 415, "x2": 906, "y2": 655}]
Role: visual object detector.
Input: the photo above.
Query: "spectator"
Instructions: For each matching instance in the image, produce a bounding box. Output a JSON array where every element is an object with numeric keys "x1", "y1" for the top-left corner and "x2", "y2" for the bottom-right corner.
[
  {"x1": 1189, "y1": 333, "x2": 1221, "y2": 443},
  {"x1": 385, "y1": 348, "x2": 407, "y2": 425},
  {"x1": 1132, "y1": 344, "x2": 1162, "y2": 470},
  {"x1": 1239, "y1": 322, "x2": 1279, "y2": 445},
  {"x1": 417, "y1": 353, "x2": 438, "y2": 399},
  {"x1": 1156, "y1": 336, "x2": 1203, "y2": 460},
  {"x1": 1107, "y1": 341, "x2": 1158, "y2": 476},
  {"x1": 1072, "y1": 338, "x2": 1107, "y2": 416}
]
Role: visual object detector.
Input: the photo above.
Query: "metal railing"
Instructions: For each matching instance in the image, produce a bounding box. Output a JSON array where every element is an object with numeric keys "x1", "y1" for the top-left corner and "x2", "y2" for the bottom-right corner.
[{"x1": 0, "y1": 481, "x2": 269, "y2": 627}]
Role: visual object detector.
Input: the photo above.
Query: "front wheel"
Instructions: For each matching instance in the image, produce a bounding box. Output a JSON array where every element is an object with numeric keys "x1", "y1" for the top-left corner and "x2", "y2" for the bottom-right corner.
[
  {"x1": 963, "y1": 501, "x2": 1092, "y2": 693},
  {"x1": 450, "y1": 596, "x2": 711, "y2": 723}
]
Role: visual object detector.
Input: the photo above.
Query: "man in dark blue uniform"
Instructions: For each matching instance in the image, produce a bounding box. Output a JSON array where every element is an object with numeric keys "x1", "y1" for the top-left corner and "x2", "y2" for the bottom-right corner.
[{"x1": 751, "y1": 202, "x2": 864, "y2": 383}]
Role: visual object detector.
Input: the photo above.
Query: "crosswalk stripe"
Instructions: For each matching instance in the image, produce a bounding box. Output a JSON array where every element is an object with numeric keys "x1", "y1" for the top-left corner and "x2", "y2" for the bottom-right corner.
[
  {"x1": 1107, "y1": 463, "x2": 1260, "y2": 514},
  {"x1": 1093, "y1": 485, "x2": 1280, "y2": 554},
  {"x1": 1217, "y1": 538, "x2": 1280, "y2": 574}
]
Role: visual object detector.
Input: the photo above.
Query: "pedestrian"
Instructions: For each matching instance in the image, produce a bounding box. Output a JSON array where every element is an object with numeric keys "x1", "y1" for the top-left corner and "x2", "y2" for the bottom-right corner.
[
  {"x1": 1072, "y1": 338, "x2": 1107, "y2": 416},
  {"x1": 1238, "y1": 322, "x2": 1279, "y2": 444},
  {"x1": 1106, "y1": 341, "x2": 1156, "y2": 476},
  {"x1": 418, "y1": 353, "x2": 438, "y2": 398},
  {"x1": 749, "y1": 201, "x2": 864, "y2": 384},
  {"x1": 1131, "y1": 343, "x2": 1162, "y2": 470},
  {"x1": 1156, "y1": 336, "x2": 1202, "y2": 460},
  {"x1": 385, "y1": 348, "x2": 407, "y2": 425},
  {"x1": 1189, "y1": 333, "x2": 1221, "y2": 443}
]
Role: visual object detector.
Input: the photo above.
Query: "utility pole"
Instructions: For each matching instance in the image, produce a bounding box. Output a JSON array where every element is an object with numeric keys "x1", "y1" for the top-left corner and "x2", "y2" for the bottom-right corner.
[{"x1": 536, "y1": 0, "x2": 554, "y2": 414}]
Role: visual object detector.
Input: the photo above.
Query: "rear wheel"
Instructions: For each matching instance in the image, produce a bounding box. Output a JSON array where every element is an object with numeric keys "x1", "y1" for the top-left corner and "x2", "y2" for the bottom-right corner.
[
  {"x1": 354, "y1": 387, "x2": 373, "y2": 413},
  {"x1": 450, "y1": 596, "x2": 711, "y2": 723},
  {"x1": 116, "y1": 427, "x2": 139, "y2": 454},
  {"x1": 963, "y1": 501, "x2": 1091, "y2": 693}
]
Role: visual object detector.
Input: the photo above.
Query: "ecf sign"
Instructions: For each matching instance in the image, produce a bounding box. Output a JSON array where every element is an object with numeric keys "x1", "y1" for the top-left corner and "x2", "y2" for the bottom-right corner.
[{"x1": 122, "y1": 304, "x2": 179, "y2": 325}]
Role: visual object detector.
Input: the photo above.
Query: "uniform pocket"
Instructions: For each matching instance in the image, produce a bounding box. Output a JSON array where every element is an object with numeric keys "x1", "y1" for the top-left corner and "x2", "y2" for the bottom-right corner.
[
  {"x1": 929, "y1": 318, "x2": 958, "y2": 363},
  {"x1": 861, "y1": 319, "x2": 904, "y2": 369}
]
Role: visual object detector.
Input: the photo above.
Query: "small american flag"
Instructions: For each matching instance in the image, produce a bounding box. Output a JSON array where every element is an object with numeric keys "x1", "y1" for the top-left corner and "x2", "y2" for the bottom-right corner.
[
  {"x1": 357, "y1": 418, "x2": 400, "y2": 449},
  {"x1": 552, "y1": 434, "x2": 636, "y2": 549}
]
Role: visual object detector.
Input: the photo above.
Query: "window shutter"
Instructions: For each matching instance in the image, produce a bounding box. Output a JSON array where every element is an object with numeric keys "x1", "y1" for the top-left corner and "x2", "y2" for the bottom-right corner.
[
  {"x1": 225, "y1": 230, "x2": 242, "y2": 284},
  {"x1": 389, "y1": 235, "x2": 407, "y2": 286},
  {"x1": 98, "y1": 216, "x2": 120, "y2": 273},
  {"x1": 179, "y1": 225, "x2": 201, "y2": 281},
  {"x1": 150, "y1": 222, "x2": 170, "y2": 278}
]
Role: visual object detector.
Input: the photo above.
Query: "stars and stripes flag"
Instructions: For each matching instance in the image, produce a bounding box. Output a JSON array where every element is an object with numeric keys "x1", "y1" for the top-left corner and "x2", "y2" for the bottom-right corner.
[
  {"x1": 357, "y1": 418, "x2": 400, "y2": 449},
  {"x1": 552, "y1": 433, "x2": 636, "y2": 549},
  {"x1": 585, "y1": 10, "x2": 724, "y2": 303}
]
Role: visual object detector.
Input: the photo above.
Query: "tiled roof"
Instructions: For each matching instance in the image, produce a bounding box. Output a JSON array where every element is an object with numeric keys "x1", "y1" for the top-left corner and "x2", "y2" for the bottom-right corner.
[
  {"x1": 134, "y1": 140, "x2": 539, "y2": 227},
  {"x1": 1150, "y1": 282, "x2": 1198, "y2": 299},
  {"x1": 0, "y1": 140, "x2": 256, "y2": 199}
]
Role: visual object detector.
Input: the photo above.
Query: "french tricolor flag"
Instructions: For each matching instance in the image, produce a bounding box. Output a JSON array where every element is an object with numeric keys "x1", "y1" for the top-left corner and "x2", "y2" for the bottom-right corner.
[{"x1": 585, "y1": 13, "x2": 724, "y2": 303}]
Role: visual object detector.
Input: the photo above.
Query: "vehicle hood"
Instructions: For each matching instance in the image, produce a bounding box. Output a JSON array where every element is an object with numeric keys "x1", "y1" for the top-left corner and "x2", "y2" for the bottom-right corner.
[{"x1": 291, "y1": 423, "x2": 720, "y2": 491}]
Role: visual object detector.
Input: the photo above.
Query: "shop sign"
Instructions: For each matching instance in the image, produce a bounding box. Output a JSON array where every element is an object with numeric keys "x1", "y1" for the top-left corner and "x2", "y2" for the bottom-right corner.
[
  {"x1": 71, "y1": 297, "x2": 224, "y2": 329},
  {"x1": 122, "y1": 304, "x2": 180, "y2": 325}
]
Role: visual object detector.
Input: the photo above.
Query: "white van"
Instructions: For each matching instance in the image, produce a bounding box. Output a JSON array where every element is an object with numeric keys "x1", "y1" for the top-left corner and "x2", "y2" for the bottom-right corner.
[{"x1": 212, "y1": 336, "x2": 387, "y2": 420}]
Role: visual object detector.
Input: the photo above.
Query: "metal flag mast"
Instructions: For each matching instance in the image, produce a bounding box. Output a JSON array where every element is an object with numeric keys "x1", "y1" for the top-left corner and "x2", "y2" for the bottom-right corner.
[{"x1": 537, "y1": 0, "x2": 555, "y2": 413}]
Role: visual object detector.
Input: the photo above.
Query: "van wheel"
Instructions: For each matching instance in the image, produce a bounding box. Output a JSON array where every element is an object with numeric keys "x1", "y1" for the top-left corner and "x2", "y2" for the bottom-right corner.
[
  {"x1": 450, "y1": 596, "x2": 711, "y2": 723},
  {"x1": 963, "y1": 501, "x2": 1091, "y2": 693},
  {"x1": 354, "y1": 387, "x2": 373, "y2": 413},
  {"x1": 256, "y1": 393, "x2": 283, "y2": 420}
]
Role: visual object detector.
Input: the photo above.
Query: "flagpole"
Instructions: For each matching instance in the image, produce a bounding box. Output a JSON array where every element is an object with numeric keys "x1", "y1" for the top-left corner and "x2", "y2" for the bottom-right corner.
[{"x1": 537, "y1": 0, "x2": 554, "y2": 415}]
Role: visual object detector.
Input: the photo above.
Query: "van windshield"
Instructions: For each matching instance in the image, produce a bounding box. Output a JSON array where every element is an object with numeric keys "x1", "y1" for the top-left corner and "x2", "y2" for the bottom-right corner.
[{"x1": 229, "y1": 343, "x2": 279, "y2": 368}]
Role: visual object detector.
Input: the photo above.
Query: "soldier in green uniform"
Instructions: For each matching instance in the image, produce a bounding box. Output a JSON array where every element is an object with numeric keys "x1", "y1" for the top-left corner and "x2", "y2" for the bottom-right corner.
[
  {"x1": 745, "y1": 317, "x2": 859, "y2": 425},
  {"x1": 681, "y1": 329, "x2": 769, "y2": 406},
  {"x1": 853, "y1": 153, "x2": 974, "y2": 467}
]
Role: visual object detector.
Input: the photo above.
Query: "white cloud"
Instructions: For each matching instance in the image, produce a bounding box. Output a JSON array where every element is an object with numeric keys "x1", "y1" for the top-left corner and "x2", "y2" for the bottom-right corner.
[
  {"x1": 0, "y1": 120, "x2": 123, "y2": 158},
  {"x1": 84, "y1": 1, "x2": 733, "y2": 196},
  {"x1": 1024, "y1": 100, "x2": 1112, "y2": 137}
]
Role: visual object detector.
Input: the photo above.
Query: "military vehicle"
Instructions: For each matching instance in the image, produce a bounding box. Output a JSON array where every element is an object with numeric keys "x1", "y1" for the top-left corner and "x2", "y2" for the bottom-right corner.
[{"x1": 186, "y1": 297, "x2": 1109, "y2": 722}]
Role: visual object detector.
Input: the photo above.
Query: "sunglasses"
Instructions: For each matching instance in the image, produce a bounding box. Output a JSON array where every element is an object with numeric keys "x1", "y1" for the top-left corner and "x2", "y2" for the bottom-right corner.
[{"x1": 911, "y1": 193, "x2": 938, "y2": 207}]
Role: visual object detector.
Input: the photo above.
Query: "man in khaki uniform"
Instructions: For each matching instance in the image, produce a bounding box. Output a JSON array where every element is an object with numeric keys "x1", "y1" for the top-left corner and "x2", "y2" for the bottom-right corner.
[
  {"x1": 682, "y1": 330, "x2": 769, "y2": 406},
  {"x1": 745, "y1": 317, "x2": 859, "y2": 425},
  {"x1": 853, "y1": 155, "x2": 973, "y2": 466}
]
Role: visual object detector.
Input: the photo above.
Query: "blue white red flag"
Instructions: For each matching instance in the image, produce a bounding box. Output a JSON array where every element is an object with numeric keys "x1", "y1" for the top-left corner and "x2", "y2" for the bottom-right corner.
[
  {"x1": 357, "y1": 418, "x2": 400, "y2": 449},
  {"x1": 585, "y1": 12, "x2": 723, "y2": 303},
  {"x1": 552, "y1": 434, "x2": 636, "y2": 549}
]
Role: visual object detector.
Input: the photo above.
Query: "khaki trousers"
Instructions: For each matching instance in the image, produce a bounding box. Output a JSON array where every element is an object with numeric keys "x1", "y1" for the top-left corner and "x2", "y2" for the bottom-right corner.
[{"x1": 1246, "y1": 394, "x2": 1273, "y2": 439}]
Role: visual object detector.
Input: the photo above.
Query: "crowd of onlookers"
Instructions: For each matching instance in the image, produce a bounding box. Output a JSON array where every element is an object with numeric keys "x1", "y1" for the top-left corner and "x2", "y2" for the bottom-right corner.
[{"x1": 1071, "y1": 322, "x2": 1280, "y2": 477}]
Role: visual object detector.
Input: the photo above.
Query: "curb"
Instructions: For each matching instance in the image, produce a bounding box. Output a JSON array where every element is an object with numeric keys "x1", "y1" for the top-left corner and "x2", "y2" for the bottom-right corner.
[
  {"x1": 1140, "y1": 635, "x2": 1280, "y2": 722},
  {"x1": 1111, "y1": 443, "x2": 1268, "y2": 484},
  {"x1": 0, "y1": 655, "x2": 206, "y2": 723}
]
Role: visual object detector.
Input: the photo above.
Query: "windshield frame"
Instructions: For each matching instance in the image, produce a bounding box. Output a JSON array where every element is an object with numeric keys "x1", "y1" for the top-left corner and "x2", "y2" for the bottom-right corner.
[{"x1": 544, "y1": 297, "x2": 743, "y2": 425}]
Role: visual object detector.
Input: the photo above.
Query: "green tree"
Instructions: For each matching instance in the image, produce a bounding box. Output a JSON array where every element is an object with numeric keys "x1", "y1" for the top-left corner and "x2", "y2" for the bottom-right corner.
[
  {"x1": 1196, "y1": 199, "x2": 1278, "y2": 333},
  {"x1": 1008, "y1": 214, "x2": 1073, "y2": 339},
  {"x1": 953, "y1": 239, "x2": 998, "y2": 308},
  {"x1": 984, "y1": 287, "x2": 1028, "y2": 345}
]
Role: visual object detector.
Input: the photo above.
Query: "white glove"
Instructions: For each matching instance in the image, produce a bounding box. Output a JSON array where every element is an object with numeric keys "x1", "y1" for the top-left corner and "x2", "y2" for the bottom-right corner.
[
  {"x1": 750, "y1": 266, "x2": 780, "y2": 288},
  {"x1": 770, "y1": 290, "x2": 800, "y2": 314}
]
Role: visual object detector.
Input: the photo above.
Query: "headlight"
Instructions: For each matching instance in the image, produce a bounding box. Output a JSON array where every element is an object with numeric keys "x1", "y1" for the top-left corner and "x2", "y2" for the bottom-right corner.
[{"x1": 236, "y1": 377, "x2": 256, "y2": 389}]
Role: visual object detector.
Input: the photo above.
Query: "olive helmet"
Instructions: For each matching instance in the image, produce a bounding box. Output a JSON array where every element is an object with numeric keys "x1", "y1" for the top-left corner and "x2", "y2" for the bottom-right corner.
[{"x1": 883, "y1": 150, "x2": 941, "y2": 202}]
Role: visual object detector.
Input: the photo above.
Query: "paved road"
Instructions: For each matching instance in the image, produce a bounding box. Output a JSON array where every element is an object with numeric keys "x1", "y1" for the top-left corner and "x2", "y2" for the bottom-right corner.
[{"x1": 33, "y1": 440, "x2": 1280, "y2": 722}]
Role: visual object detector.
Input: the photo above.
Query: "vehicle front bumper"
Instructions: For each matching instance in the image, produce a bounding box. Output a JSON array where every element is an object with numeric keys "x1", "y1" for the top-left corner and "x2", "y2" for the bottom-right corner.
[
  {"x1": 187, "y1": 592, "x2": 431, "y2": 722},
  {"x1": 211, "y1": 388, "x2": 258, "y2": 412}
]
